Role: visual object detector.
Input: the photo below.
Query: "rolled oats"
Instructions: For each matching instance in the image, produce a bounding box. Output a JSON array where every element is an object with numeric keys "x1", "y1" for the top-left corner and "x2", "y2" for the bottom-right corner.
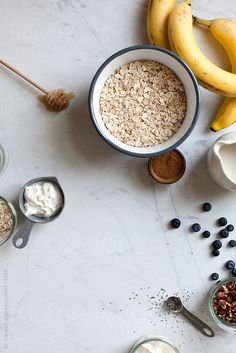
[
  {"x1": 0, "y1": 199, "x2": 13, "y2": 240},
  {"x1": 100, "y1": 60, "x2": 187, "y2": 148}
]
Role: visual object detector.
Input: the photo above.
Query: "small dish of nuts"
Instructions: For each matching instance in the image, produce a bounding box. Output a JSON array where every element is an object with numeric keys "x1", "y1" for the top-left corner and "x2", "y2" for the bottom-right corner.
[
  {"x1": 89, "y1": 45, "x2": 200, "y2": 157},
  {"x1": 209, "y1": 278, "x2": 236, "y2": 332}
]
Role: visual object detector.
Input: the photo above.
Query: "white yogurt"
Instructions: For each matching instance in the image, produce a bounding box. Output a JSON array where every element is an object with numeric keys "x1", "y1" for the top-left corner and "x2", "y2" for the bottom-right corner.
[{"x1": 24, "y1": 182, "x2": 63, "y2": 218}]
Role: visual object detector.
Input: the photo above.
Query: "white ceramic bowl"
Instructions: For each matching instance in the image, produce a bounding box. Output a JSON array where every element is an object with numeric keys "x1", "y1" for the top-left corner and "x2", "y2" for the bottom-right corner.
[{"x1": 89, "y1": 45, "x2": 200, "y2": 157}]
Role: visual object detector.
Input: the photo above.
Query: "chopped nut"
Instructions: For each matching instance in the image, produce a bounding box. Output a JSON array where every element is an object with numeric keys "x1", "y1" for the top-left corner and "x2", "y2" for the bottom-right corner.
[
  {"x1": 219, "y1": 300, "x2": 228, "y2": 310},
  {"x1": 212, "y1": 281, "x2": 236, "y2": 325}
]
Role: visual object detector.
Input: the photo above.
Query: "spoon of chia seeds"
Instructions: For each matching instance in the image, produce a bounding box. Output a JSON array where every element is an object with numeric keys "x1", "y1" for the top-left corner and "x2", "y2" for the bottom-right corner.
[
  {"x1": 0, "y1": 58, "x2": 75, "y2": 112},
  {"x1": 165, "y1": 296, "x2": 214, "y2": 337}
]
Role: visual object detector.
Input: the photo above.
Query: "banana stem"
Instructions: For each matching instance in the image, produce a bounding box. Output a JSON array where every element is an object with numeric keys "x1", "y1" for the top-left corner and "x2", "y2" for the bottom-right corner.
[{"x1": 194, "y1": 17, "x2": 212, "y2": 27}]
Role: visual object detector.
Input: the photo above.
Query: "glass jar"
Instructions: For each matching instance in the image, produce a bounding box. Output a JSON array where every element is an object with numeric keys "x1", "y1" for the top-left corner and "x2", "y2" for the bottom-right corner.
[
  {"x1": 0, "y1": 142, "x2": 8, "y2": 177},
  {"x1": 0, "y1": 196, "x2": 17, "y2": 245},
  {"x1": 130, "y1": 336, "x2": 179, "y2": 353},
  {"x1": 208, "y1": 278, "x2": 236, "y2": 333}
]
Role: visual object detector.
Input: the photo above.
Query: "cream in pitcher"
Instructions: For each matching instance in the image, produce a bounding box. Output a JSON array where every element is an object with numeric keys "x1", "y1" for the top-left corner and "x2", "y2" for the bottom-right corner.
[{"x1": 208, "y1": 132, "x2": 236, "y2": 191}]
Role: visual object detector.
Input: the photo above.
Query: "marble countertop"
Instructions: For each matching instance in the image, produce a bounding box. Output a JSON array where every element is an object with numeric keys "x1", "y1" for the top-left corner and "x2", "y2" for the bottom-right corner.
[{"x1": 0, "y1": 0, "x2": 236, "y2": 352}]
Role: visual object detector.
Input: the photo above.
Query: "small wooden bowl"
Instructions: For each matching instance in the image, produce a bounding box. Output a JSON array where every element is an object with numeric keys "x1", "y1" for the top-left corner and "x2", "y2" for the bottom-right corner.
[{"x1": 148, "y1": 149, "x2": 186, "y2": 184}]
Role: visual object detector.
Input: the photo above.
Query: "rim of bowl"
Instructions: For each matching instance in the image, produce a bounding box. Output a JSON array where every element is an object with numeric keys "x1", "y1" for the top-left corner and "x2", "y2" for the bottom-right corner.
[
  {"x1": 0, "y1": 196, "x2": 17, "y2": 245},
  {"x1": 88, "y1": 45, "x2": 200, "y2": 158},
  {"x1": 0, "y1": 142, "x2": 9, "y2": 177},
  {"x1": 208, "y1": 278, "x2": 236, "y2": 331}
]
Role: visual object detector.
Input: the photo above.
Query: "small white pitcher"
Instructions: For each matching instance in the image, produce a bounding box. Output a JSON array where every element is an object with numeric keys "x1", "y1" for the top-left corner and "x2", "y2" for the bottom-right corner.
[{"x1": 208, "y1": 131, "x2": 236, "y2": 191}]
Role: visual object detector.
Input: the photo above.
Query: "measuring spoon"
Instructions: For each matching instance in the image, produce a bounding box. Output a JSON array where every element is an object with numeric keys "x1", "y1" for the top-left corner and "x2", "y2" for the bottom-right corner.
[
  {"x1": 166, "y1": 296, "x2": 214, "y2": 337},
  {"x1": 12, "y1": 176, "x2": 64, "y2": 249}
]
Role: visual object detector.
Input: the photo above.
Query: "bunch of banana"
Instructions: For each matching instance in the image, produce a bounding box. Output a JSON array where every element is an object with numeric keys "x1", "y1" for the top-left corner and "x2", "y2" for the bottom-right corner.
[
  {"x1": 168, "y1": 0, "x2": 236, "y2": 97},
  {"x1": 147, "y1": 0, "x2": 236, "y2": 131},
  {"x1": 147, "y1": 0, "x2": 176, "y2": 49},
  {"x1": 194, "y1": 17, "x2": 236, "y2": 131}
]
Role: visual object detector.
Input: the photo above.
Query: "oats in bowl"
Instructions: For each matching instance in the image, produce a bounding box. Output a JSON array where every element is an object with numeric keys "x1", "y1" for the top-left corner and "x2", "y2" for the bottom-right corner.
[
  {"x1": 99, "y1": 60, "x2": 187, "y2": 148},
  {"x1": 89, "y1": 45, "x2": 200, "y2": 157}
]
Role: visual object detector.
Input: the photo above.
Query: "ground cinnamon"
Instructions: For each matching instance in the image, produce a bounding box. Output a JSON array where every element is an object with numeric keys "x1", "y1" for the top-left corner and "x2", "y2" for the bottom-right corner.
[{"x1": 148, "y1": 149, "x2": 186, "y2": 184}]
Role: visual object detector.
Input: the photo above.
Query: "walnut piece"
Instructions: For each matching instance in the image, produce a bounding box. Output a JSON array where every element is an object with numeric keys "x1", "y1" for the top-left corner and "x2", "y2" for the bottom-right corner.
[{"x1": 213, "y1": 281, "x2": 236, "y2": 326}]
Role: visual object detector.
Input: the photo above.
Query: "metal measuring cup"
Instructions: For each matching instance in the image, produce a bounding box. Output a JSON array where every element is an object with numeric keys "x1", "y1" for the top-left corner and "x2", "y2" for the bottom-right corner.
[
  {"x1": 166, "y1": 296, "x2": 215, "y2": 337},
  {"x1": 12, "y1": 176, "x2": 65, "y2": 249}
]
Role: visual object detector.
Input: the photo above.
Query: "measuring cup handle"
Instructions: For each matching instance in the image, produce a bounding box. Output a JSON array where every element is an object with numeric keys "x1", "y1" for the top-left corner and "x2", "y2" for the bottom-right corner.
[
  {"x1": 12, "y1": 220, "x2": 35, "y2": 249},
  {"x1": 182, "y1": 307, "x2": 215, "y2": 337}
]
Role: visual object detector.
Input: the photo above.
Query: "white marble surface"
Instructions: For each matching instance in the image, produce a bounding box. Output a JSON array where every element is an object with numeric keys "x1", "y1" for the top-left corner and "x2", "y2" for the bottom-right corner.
[{"x1": 0, "y1": 0, "x2": 236, "y2": 352}]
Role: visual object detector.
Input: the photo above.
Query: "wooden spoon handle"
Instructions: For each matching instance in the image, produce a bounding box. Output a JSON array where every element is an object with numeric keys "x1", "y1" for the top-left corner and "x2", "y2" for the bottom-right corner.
[{"x1": 0, "y1": 58, "x2": 48, "y2": 94}]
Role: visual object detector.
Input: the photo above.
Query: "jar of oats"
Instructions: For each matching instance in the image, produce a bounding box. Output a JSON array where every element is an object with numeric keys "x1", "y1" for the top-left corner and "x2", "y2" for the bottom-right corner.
[
  {"x1": 0, "y1": 197, "x2": 17, "y2": 245},
  {"x1": 130, "y1": 336, "x2": 179, "y2": 353}
]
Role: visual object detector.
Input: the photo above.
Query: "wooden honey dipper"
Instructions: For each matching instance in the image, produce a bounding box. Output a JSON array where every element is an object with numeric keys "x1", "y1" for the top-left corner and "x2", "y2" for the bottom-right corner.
[{"x1": 0, "y1": 58, "x2": 75, "y2": 112}]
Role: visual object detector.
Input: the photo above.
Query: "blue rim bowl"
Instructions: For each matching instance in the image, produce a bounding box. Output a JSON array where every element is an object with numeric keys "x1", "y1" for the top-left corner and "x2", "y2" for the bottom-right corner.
[{"x1": 88, "y1": 45, "x2": 200, "y2": 158}]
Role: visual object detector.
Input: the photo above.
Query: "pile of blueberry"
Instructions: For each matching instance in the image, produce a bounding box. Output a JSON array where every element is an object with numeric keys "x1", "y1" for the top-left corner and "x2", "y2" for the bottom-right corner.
[{"x1": 170, "y1": 203, "x2": 236, "y2": 281}]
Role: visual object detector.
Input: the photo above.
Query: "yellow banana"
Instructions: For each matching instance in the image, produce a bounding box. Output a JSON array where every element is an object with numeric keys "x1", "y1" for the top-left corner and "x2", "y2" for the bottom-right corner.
[
  {"x1": 168, "y1": 0, "x2": 236, "y2": 97},
  {"x1": 147, "y1": 0, "x2": 176, "y2": 49},
  {"x1": 211, "y1": 98, "x2": 236, "y2": 131},
  {"x1": 195, "y1": 17, "x2": 236, "y2": 131},
  {"x1": 195, "y1": 17, "x2": 236, "y2": 71}
]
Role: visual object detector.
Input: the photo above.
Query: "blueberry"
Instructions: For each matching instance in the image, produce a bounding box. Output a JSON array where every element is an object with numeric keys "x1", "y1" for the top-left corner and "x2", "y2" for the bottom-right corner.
[
  {"x1": 192, "y1": 223, "x2": 201, "y2": 232},
  {"x1": 211, "y1": 273, "x2": 219, "y2": 281},
  {"x1": 220, "y1": 229, "x2": 229, "y2": 238},
  {"x1": 212, "y1": 249, "x2": 220, "y2": 257},
  {"x1": 171, "y1": 218, "x2": 181, "y2": 229},
  {"x1": 232, "y1": 269, "x2": 236, "y2": 277},
  {"x1": 227, "y1": 224, "x2": 234, "y2": 232},
  {"x1": 203, "y1": 230, "x2": 211, "y2": 238},
  {"x1": 226, "y1": 260, "x2": 235, "y2": 270},
  {"x1": 229, "y1": 240, "x2": 236, "y2": 247},
  {"x1": 218, "y1": 217, "x2": 227, "y2": 226},
  {"x1": 212, "y1": 240, "x2": 222, "y2": 250},
  {"x1": 203, "y1": 203, "x2": 212, "y2": 212}
]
